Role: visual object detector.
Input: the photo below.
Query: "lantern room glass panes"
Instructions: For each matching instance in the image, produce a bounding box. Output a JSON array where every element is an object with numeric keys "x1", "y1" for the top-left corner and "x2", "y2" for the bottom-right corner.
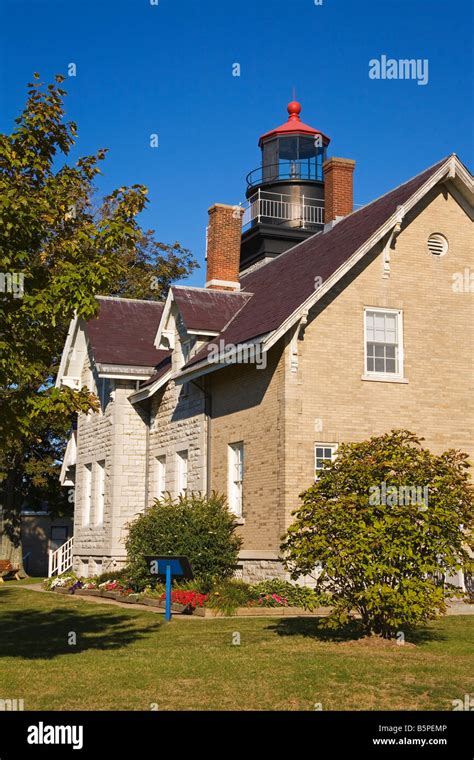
[{"x1": 261, "y1": 135, "x2": 327, "y2": 183}]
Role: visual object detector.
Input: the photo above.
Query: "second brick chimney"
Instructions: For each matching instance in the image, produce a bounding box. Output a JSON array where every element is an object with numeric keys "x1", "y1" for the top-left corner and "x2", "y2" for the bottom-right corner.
[
  {"x1": 205, "y1": 203, "x2": 243, "y2": 291},
  {"x1": 323, "y1": 157, "x2": 356, "y2": 223}
]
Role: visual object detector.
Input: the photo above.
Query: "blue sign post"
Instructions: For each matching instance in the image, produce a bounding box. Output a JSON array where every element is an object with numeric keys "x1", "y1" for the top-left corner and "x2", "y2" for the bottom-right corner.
[
  {"x1": 144, "y1": 555, "x2": 194, "y2": 622},
  {"x1": 165, "y1": 562, "x2": 171, "y2": 622}
]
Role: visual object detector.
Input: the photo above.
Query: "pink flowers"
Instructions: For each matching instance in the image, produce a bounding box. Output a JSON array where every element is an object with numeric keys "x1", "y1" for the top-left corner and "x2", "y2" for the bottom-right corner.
[{"x1": 257, "y1": 593, "x2": 289, "y2": 608}]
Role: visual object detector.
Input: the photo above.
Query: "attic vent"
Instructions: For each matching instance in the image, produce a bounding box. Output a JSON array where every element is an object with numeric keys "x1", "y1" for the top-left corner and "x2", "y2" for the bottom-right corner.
[{"x1": 427, "y1": 233, "x2": 448, "y2": 257}]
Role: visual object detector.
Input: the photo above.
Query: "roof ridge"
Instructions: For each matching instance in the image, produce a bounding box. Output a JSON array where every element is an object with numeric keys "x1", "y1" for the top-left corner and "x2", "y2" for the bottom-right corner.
[
  {"x1": 240, "y1": 154, "x2": 452, "y2": 283},
  {"x1": 96, "y1": 295, "x2": 165, "y2": 305},
  {"x1": 173, "y1": 285, "x2": 252, "y2": 296},
  {"x1": 219, "y1": 292, "x2": 254, "y2": 334}
]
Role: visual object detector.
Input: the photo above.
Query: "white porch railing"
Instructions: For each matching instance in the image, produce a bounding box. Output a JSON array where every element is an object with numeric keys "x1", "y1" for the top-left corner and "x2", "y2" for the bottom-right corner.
[
  {"x1": 242, "y1": 189, "x2": 324, "y2": 230},
  {"x1": 48, "y1": 536, "x2": 74, "y2": 577}
]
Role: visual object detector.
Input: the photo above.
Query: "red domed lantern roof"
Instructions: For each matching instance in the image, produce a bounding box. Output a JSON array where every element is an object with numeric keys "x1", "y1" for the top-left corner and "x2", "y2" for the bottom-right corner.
[{"x1": 258, "y1": 101, "x2": 330, "y2": 147}]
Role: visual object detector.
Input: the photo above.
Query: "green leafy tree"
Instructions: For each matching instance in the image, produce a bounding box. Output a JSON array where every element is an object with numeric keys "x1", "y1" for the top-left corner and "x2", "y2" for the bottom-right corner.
[
  {"x1": 125, "y1": 493, "x2": 242, "y2": 589},
  {"x1": 281, "y1": 430, "x2": 473, "y2": 638},
  {"x1": 0, "y1": 74, "x2": 197, "y2": 566}
]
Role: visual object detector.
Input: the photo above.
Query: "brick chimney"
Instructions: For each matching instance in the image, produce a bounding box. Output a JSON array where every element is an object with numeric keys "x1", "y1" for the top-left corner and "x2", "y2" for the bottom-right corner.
[
  {"x1": 323, "y1": 157, "x2": 356, "y2": 223},
  {"x1": 205, "y1": 204, "x2": 243, "y2": 291}
]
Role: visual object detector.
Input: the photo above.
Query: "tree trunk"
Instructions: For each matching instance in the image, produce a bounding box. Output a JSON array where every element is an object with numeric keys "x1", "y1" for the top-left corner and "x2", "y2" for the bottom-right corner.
[{"x1": 0, "y1": 467, "x2": 27, "y2": 576}]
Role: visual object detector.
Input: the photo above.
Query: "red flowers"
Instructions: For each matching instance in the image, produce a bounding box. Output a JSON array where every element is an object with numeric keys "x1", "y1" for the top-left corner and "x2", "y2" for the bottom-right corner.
[{"x1": 160, "y1": 590, "x2": 209, "y2": 610}]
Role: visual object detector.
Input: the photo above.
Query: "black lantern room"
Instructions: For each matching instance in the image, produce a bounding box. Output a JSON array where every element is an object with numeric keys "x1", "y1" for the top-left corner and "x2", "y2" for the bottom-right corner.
[{"x1": 240, "y1": 101, "x2": 330, "y2": 271}]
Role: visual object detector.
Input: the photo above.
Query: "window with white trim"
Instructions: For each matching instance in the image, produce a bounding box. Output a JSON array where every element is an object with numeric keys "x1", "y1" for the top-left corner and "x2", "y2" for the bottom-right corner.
[
  {"x1": 82, "y1": 464, "x2": 92, "y2": 525},
  {"x1": 95, "y1": 460, "x2": 105, "y2": 525},
  {"x1": 155, "y1": 455, "x2": 166, "y2": 499},
  {"x1": 176, "y1": 450, "x2": 188, "y2": 496},
  {"x1": 314, "y1": 443, "x2": 338, "y2": 479},
  {"x1": 364, "y1": 308, "x2": 403, "y2": 377},
  {"x1": 228, "y1": 442, "x2": 244, "y2": 517}
]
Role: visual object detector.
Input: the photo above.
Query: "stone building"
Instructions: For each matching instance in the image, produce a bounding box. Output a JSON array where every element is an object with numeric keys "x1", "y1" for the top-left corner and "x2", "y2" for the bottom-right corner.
[{"x1": 56, "y1": 101, "x2": 473, "y2": 583}]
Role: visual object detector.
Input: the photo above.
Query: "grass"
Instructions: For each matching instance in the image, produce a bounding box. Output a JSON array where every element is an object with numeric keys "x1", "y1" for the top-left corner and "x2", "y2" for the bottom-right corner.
[{"x1": 1, "y1": 585, "x2": 473, "y2": 711}]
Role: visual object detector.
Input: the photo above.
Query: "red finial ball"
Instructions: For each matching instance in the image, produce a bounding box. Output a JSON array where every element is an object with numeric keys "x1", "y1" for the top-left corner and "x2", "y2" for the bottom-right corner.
[{"x1": 287, "y1": 100, "x2": 302, "y2": 118}]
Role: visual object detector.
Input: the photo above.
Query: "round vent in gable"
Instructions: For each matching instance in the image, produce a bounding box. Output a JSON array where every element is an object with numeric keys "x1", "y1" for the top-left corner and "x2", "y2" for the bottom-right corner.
[{"x1": 427, "y1": 233, "x2": 448, "y2": 257}]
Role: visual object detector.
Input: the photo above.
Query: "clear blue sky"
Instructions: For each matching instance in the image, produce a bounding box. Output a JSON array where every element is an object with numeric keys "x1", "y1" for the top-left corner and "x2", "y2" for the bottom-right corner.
[{"x1": 1, "y1": 0, "x2": 472, "y2": 286}]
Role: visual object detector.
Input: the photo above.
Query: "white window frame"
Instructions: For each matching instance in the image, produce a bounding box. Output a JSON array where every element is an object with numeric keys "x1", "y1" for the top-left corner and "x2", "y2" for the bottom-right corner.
[
  {"x1": 314, "y1": 443, "x2": 338, "y2": 480},
  {"x1": 176, "y1": 450, "x2": 188, "y2": 496},
  {"x1": 155, "y1": 455, "x2": 166, "y2": 499},
  {"x1": 363, "y1": 307, "x2": 404, "y2": 381},
  {"x1": 228, "y1": 442, "x2": 244, "y2": 517},
  {"x1": 95, "y1": 460, "x2": 105, "y2": 525},
  {"x1": 82, "y1": 464, "x2": 92, "y2": 526}
]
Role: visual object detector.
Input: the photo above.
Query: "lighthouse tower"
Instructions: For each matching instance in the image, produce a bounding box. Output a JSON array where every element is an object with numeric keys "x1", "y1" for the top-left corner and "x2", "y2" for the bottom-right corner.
[{"x1": 240, "y1": 100, "x2": 330, "y2": 271}]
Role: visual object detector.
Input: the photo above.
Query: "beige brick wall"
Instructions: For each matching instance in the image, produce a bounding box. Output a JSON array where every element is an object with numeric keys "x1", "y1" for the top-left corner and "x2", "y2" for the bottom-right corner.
[
  {"x1": 284, "y1": 185, "x2": 473, "y2": 531},
  {"x1": 209, "y1": 345, "x2": 285, "y2": 557}
]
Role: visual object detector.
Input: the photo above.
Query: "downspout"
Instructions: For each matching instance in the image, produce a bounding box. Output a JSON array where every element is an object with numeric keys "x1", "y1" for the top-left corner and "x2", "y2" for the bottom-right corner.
[
  {"x1": 191, "y1": 377, "x2": 212, "y2": 497},
  {"x1": 144, "y1": 398, "x2": 151, "y2": 510}
]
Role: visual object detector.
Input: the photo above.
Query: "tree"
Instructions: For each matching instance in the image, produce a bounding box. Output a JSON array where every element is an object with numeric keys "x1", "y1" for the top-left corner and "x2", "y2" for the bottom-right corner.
[
  {"x1": 281, "y1": 430, "x2": 474, "y2": 638},
  {"x1": 0, "y1": 74, "x2": 197, "y2": 566},
  {"x1": 125, "y1": 493, "x2": 242, "y2": 589}
]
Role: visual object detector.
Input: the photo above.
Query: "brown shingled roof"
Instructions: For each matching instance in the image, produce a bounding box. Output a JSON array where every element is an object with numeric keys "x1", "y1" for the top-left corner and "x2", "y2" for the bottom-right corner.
[
  {"x1": 85, "y1": 297, "x2": 168, "y2": 368},
  {"x1": 184, "y1": 156, "x2": 450, "y2": 369},
  {"x1": 172, "y1": 286, "x2": 251, "y2": 333}
]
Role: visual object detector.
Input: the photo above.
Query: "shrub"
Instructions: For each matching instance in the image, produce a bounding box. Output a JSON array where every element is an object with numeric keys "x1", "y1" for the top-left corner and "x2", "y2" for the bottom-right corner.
[
  {"x1": 207, "y1": 580, "x2": 258, "y2": 615},
  {"x1": 125, "y1": 492, "x2": 242, "y2": 589},
  {"x1": 253, "y1": 580, "x2": 331, "y2": 610},
  {"x1": 95, "y1": 569, "x2": 130, "y2": 585},
  {"x1": 282, "y1": 430, "x2": 474, "y2": 638}
]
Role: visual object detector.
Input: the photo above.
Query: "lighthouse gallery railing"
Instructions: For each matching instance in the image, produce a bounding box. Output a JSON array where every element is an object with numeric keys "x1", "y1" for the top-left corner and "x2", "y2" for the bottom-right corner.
[{"x1": 242, "y1": 189, "x2": 324, "y2": 230}]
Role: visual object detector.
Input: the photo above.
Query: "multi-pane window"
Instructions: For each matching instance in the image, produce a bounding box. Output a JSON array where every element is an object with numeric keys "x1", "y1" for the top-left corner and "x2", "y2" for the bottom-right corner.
[
  {"x1": 82, "y1": 464, "x2": 92, "y2": 525},
  {"x1": 156, "y1": 455, "x2": 166, "y2": 499},
  {"x1": 314, "y1": 444, "x2": 338, "y2": 479},
  {"x1": 176, "y1": 450, "x2": 188, "y2": 496},
  {"x1": 228, "y1": 442, "x2": 244, "y2": 517},
  {"x1": 95, "y1": 460, "x2": 105, "y2": 525},
  {"x1": 365, "y1": 309, "x2": 402, "y2": 376}
]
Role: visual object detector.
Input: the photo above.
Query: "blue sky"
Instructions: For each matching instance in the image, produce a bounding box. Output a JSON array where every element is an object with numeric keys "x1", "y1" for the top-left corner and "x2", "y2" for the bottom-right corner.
[{"x1": 1, "y1": 0, "x2": 472, "y2": 286}]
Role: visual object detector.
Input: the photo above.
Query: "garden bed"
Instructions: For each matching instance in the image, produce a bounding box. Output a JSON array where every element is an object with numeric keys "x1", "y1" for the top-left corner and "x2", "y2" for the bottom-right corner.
[
  {"x1": 198, "y1": 605, "x2": 333, "y2": 618},
  {"x1": 49, "y1": 586, "x2": 331, "y2": 617}
]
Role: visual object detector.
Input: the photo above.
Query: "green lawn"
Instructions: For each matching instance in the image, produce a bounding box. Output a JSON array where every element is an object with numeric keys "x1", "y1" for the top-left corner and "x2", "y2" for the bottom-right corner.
[{"x1": 1, "y1": 586, "x2": 472, "y2": 711}]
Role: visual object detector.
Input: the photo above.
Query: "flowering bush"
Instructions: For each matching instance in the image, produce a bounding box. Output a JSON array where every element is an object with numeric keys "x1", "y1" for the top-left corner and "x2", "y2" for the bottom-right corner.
[
  {"x1": 98, "y1": 580, "x2": 123, "y2": 592},
  {"x1": 45, "y1": 573, "x2": 79, "y2": 590},
  {"x1": 256, "y1": 593, "x2": 289, "y2": 608},
  {"x1": 160, "y1": 589, "x2": 208, "y2": 611},
  {"x1": 82, "y1": 580, "x2": 98, "y2": 590}
]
